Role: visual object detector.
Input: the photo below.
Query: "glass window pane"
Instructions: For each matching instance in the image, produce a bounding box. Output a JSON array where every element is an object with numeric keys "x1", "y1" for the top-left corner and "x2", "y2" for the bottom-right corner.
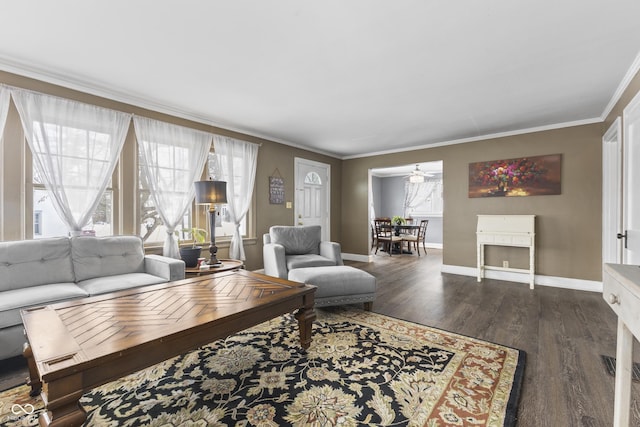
[
  {"x1": 304, "y1": 172, "x2": 322, "y2": 185},
  {"x1": 206, "y1": 152, "x2": 247, "y2": 238},
  {"x1": 33, "y1": 188, "x2": 113, "y2": 238},
  {"x1": 138, "y1": 158, "x2": 192, "y2": 244}
]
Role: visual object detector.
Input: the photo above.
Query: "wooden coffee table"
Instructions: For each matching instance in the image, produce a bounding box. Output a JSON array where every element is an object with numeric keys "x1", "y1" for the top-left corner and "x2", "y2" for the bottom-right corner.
[{"x1": 21, "y1": 270, "x2": 316, "y2": 427}]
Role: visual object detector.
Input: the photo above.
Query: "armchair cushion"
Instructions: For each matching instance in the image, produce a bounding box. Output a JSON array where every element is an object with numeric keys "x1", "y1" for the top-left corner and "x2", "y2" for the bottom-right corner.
[
  {"x1": 286, "y1": 254, "x2": 337, "y2": 271},
  {"x1": 269, "y1": 225, "x2": 321, "y2": 255}
]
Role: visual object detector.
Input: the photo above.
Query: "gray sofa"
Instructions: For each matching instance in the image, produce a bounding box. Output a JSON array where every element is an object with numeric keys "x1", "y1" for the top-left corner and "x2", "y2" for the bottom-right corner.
[
  {"x1": 263, "y1": 225, "x2": 343, "y2": 279},
  {"x1": 0, "y1": 235, "x2": 185, "y2": 360}
]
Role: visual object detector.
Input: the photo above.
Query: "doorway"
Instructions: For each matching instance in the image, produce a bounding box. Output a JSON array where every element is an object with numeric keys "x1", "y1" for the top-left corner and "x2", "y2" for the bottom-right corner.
[
  {"x1": 603, "y1": 90, "x2": 640, "y2": 266},
  {"x1": 294, "y1": 157, "x2": 331, "y2": 241},
  {"x1": 369, "y1": 161, "x2": 443, "y2": 251}
]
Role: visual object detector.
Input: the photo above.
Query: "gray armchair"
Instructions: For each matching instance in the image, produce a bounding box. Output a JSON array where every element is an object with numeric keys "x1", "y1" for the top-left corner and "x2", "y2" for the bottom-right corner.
[{"x1": 263, "y1": 225, "x2": 343, "y2": 279}]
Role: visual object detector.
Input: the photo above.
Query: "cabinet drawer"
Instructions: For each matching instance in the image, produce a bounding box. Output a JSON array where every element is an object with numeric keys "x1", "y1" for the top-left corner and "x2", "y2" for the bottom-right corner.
[
  {"x1": 512, "y1": 235, "x2": 533, "y2": 246},
  {"x1": 477, "y1": 233, "x2": 532, "y2": 246},
  {"x1": 477, "y1": 234, "x2": 495, "y2": 244},
  {"x1": 604, "y1": 269, "x2": 640, "y2": 338}
]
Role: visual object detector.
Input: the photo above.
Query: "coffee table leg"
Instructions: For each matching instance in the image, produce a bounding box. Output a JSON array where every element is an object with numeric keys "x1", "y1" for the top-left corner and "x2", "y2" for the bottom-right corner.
[
  {"x1": 23, "y1": 342, "x2": 42, "y2": 397},
  {"x1": 295, "y1": 294, "x2": 316, "y2": 350},
  {"x1": 40, "y1": 378, "x2": 86, "y2": 427}
]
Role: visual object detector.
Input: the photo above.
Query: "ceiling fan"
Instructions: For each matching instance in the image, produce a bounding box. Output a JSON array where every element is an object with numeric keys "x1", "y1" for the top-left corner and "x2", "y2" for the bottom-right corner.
[{"x1": 406, "y1": 164, "x2": 432, "y2": 183}]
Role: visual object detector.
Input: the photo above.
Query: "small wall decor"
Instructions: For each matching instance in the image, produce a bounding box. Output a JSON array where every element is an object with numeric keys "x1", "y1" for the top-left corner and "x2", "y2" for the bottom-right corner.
[
  {"x1": 468, "y1": 154, "x2": 562, "y2": 198},
  {"x1": 269, "y1": 168, "x2": 285, "y2": 204}
]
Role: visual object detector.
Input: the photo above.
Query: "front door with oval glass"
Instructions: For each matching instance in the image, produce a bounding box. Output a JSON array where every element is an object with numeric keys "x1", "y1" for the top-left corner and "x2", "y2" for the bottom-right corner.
[{"x1": 294, "y1": 157, "x2": 330, "y2": 241}]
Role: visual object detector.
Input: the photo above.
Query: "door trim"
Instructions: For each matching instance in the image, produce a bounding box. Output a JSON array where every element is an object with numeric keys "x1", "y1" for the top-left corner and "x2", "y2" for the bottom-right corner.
[
  {"x1": 602, "y1": 117, "x2": 622, "y2": 265},
  {"x1": 622, "y1": 90, "x2": 640, "y2": 263}
]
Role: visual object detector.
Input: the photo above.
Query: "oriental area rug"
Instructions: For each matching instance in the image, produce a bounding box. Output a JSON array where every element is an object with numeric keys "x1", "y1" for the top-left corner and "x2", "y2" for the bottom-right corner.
[{"x1": 0, "y1": 308, "x2": 525, "y2": 426}]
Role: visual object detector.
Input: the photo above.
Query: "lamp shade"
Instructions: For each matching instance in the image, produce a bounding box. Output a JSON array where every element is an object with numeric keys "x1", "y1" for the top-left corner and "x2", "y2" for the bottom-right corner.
[{"x1": 194, "y1": 180, "x2": 228, "y2": 204}]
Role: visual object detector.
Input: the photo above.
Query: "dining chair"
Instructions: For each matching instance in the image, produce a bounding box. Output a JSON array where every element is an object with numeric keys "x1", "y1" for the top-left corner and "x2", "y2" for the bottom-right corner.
[
  {"x1": 403, "y1": 219, "x2": 429, "y2": 256},
  {"x1": 370, "y1": 222, "x2": 378, "y2": 251},
  {"x1": 374, "y1": 219, "x2": 401, "y2": 256}
]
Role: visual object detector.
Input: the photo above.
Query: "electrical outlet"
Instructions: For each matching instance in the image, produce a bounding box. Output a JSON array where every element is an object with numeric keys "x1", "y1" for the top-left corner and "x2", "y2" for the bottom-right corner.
[
  {"x1": 503, "y1": 260, "x2": 509, "y2": 268},
  {"x1": 286, "y1": 201, "x2": 292, "y2": 209}
]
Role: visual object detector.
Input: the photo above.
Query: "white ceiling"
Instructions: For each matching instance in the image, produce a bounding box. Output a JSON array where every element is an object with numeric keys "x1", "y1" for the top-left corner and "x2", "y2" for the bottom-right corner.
[{"x1": 1, "y1": 1, "x2": 639, "y2": 159}]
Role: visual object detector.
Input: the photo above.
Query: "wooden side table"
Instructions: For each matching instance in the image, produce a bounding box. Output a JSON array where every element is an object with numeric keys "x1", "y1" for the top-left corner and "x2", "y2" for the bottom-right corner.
[{"x1": 185, "y1": 259, "x2": 244, "y2": 277}]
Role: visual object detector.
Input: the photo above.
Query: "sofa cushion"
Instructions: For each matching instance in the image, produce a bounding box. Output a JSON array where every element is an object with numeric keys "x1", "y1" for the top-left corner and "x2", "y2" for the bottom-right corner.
[
  {"x1": 286, "y1": 254, "x2": 336, "y2": 270},
  {"x1": 0, "y1": 237, "x2": 75, "y2": 292},
  {"x1": 0, "y1": 283, "x2": 88, "y2": 329},
  {"x1": 270, "y1": 225, "x2": 321, "y2": 255},
  {"x1": 72, "y1": 236, "x2": 145, "y2": 282},
  {"x1": 77, "y1": 273, "x2": 168, "y2": 296}
]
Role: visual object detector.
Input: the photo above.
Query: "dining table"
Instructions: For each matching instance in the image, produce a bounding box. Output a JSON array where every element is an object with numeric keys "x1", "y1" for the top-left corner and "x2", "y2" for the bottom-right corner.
[{"x1": 382, "y1": 223, "x2": 420, "y2": 254}]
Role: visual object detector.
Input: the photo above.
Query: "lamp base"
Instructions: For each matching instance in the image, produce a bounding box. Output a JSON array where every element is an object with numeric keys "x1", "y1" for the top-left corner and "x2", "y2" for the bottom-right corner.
[{"x1": 208, "y1": 242, "x2": 222, "y2": 267}]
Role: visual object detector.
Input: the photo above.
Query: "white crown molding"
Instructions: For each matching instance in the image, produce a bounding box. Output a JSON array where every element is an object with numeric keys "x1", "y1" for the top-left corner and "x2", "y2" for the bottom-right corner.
[
  {"x1": 601, "y1": 49, "x2": 640, "y2": 121},
  {"x1": 0, "y1": 55, "x2": 342, "y2": 160},
  {"x1": 441, "y1": 264, "x2": 602, "y2": 293},
  {"x1": 342, "y1": 117, "x2": 603, "y2": 160},
  {"x1": 6, "y1": 48, "x2": 638, "y2": 162}
]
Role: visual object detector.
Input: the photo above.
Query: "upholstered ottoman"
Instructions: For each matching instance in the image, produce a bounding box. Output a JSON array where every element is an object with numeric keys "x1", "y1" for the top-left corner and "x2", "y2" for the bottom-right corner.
[{"x1": 288, "y1": 266, "x2": 377, "y2": 310}]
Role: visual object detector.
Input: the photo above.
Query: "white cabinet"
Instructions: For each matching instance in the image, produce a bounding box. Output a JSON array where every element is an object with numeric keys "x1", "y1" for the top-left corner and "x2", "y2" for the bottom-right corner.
[
  {"x1": 476, "y1": 215, "x2": 536, "y2": 289},
  {"x1": 603, "y1": 263, "x2": 640, "y2": 426}
]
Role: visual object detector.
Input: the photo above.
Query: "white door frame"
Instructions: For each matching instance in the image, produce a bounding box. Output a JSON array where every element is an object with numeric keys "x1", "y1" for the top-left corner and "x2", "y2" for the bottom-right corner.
[
  {"x1": 294, "y1": 157, "x2": 331, "y2": 241},
  {"x1": 602, "y1": 117, "x2": 623, "y2": 265},
  {"x1": 622, "y1": 90, "x2": 640, "y2": 264}
]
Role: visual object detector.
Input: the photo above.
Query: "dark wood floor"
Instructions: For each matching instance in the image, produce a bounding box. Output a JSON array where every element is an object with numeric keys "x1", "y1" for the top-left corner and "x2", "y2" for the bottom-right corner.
[
  {"x1": 1, "y1": 249, "x2": 638, "y2": 425},
  {"x1": 347, "y1": 249, "x2": 640, "y2": 427}
]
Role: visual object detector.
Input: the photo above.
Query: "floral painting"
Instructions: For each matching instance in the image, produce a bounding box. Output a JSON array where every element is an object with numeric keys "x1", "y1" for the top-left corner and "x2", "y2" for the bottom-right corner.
[{"x1": 468, "y1": 154, "x2": 561, "y2": 198}]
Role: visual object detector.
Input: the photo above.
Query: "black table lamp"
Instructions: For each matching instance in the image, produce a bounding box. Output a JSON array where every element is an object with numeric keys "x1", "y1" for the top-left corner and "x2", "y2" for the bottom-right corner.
[{"x1": 194, "y1": 179, "x2": 227, "y2": 266}]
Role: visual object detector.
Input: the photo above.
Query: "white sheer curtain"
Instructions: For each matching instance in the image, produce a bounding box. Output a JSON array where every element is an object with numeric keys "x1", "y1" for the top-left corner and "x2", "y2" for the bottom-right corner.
[
  {"x1": 12, "y1": 89, "x2": 130, "y2": 236},
  {"x1": 134, "y1": 117, "x2": 211, "y2": 258},
  {"x1": 213, "y1": 135, "x2": 258, "y2": 260},
  {"x1": 0, "y1": 86, "x2": 10, "y2": 141},
  {"x1": 403, "y1": 179, "x2": 438, "y2": 217}
]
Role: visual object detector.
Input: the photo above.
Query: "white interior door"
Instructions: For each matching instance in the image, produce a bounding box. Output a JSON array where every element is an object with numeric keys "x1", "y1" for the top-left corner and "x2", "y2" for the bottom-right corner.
[
  {"x1": 294, "y1": 158, "x2": 330, "y2": 241},
  {"x1": 622, "y1": 91, "x2": 640, "y2": 264},
  {"x1": 603, "y1": 118, "x2": 623, "y2": 265}
]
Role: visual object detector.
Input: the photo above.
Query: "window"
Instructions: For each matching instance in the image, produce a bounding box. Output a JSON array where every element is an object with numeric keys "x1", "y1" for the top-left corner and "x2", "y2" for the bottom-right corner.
[
  {"x1": 138, "y1": 150, "x2": 192, "y2": 244},
  {"x1": 207, "y1": 152, "x2": 247, "y2": 238},
  {"x1": 31, "y1": 122, "x2": 114, "y2": 238},
  {"x1": 304, "y1": 171, "x2": 322, "y2": 185},
  {"x1": 409, "y1": 178, "x2": 444, "y2": 216},
  {"x1": 32, "y1": 186, "x2": 113, "y2": 238}
]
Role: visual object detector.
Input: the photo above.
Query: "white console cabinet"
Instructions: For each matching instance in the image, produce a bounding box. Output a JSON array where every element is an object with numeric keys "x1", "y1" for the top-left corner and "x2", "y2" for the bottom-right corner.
[
  {"x1": 476, "y1": 215, "x2": 536, "y2": 289},
  {"x1": 603, "y1": 263, "x2": 640, "y2": 426}
]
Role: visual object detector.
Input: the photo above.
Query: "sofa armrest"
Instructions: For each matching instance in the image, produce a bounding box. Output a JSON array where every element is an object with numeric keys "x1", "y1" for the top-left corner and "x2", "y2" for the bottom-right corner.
[
  {"x1": 263, "y1": 243, "x2": 288, "y2": 279},
  {"x1": 320, "y1": 241, "x2": 344, "y2": 266},
  {"x1": 144, "y1": 255, "x2": 185, "y2": 281}
]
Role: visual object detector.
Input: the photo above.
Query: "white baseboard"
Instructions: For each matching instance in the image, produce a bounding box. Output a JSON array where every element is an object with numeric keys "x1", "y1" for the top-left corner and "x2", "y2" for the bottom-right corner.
[
  {"x1": 441, "y1": 264, "x2": 602, "y2": 293},
  {"x1": 342, "y1": 253, "x2": 372, "y2": 262},
  {"x1": 425, "y1": 243, "x2": 443, "y2": 249}
]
